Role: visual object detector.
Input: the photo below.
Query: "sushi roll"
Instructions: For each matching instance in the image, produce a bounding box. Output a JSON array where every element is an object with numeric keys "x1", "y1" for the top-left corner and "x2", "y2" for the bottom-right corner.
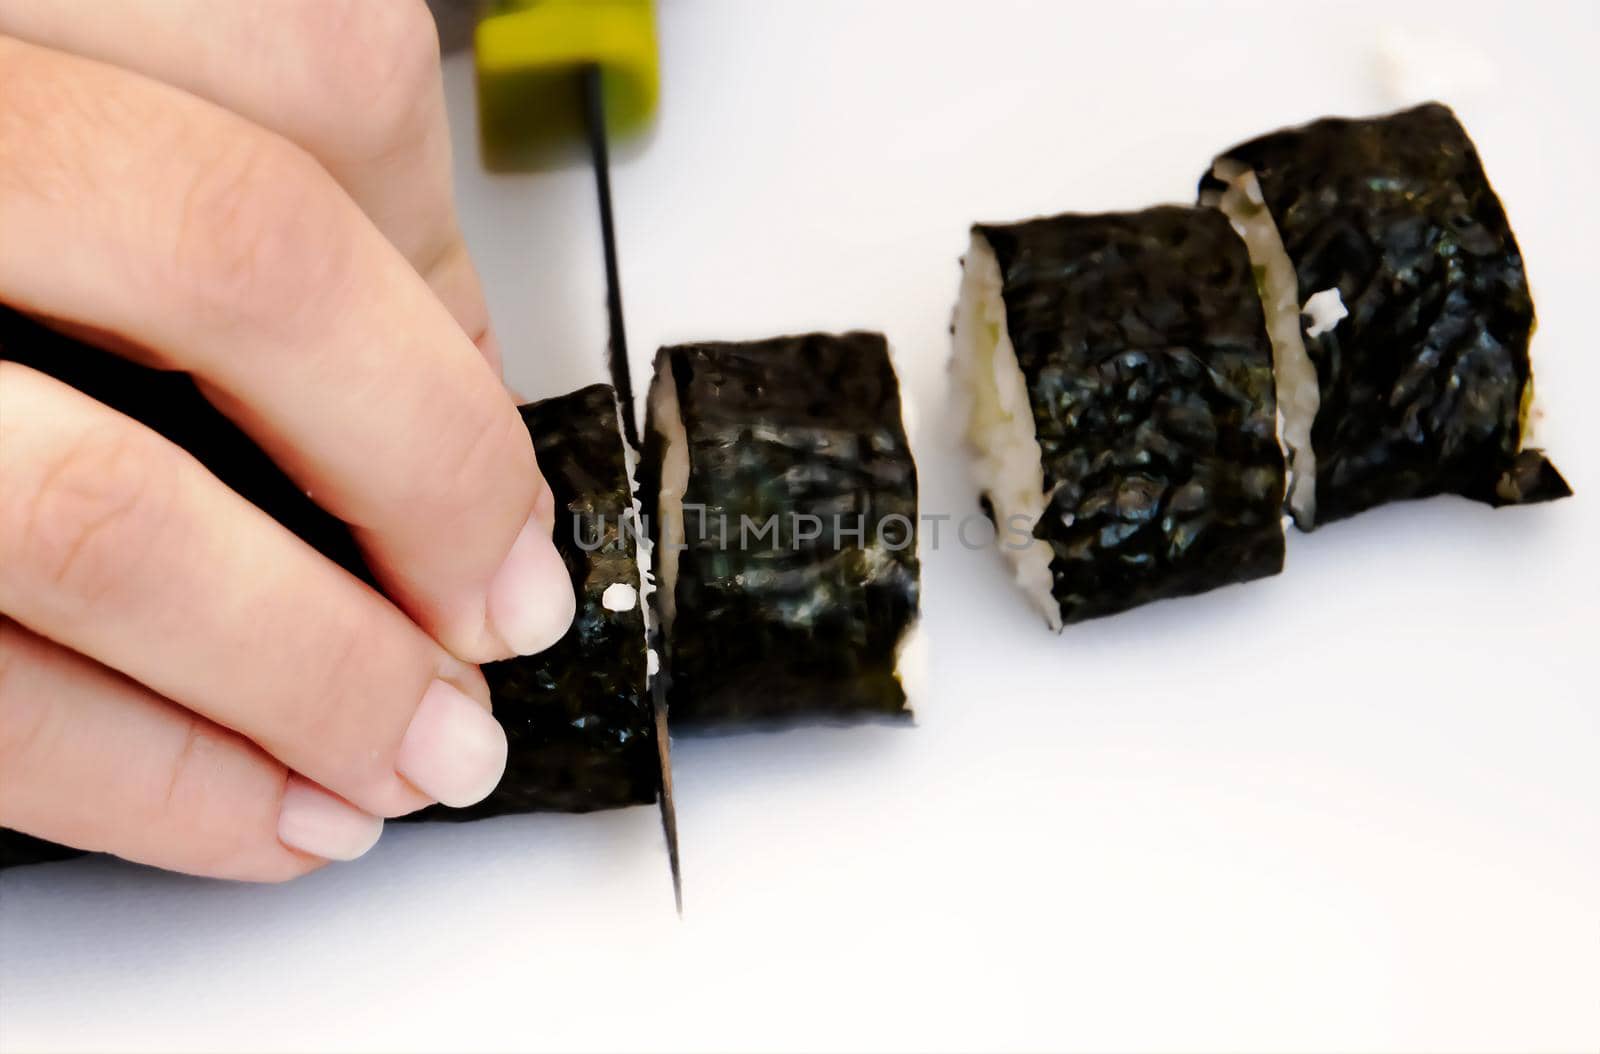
[
  {"x1": 952, "y1": 206, "x2": 1287, "y2": 629},
  {"x1": 410, "y1": 384, "x2": 659, "y2": 819},
  {"x1": 641, "y1": 332, "x2": 922, "y2": 727},
  {"x1": 1200, "y1": 103, "x2": 1571, "y2": 527}
]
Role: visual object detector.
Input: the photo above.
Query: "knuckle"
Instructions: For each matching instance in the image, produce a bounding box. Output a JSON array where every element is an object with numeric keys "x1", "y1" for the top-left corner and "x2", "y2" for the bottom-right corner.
[
  {"x1": 271, "y1": 609, "x2": 415, "y2": 812},
  {"x1": 16, "y1": 427, "x2": 175, "y2": 610},
  {"x1": 294, "y1": 614, "x2": 370, "y2": 748},
  {"x1": 142, "y1": 718, "x2": 269, "y2": 874},
  {"x1": 0, "y1": 43, "x2": 68, "y2": 202},
  {"x1": 420, "y1": 406, "x2": 535, "y2": 522},
  {"x1": 0, "y1": 42, "x2": 155, "y2": 209},
  {"x1": 171, "y1": 133, "x2": 351, "y2": 333},
  {"x1": 303, "y1": 0, "x2": 441, "y2": 162},
  {"x1": 151, "y1": 716, "x2": 216, "y2": 819},
  {"x1": 0, "y1": 40, "x2": 356, "y2": 336}
]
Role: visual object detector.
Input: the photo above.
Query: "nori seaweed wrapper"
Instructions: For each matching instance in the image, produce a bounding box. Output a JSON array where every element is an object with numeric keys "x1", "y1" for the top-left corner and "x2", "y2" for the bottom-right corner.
[
  {"x1": 0, "y1": 828, "x2": 87, "y2": 871},
  {"x1": 410, "y1": 384, "x2": 658, "y2": 819},
  {"x1": 641, "y1": 333, "x2": 920, "y2": 727},
  {"x1": 1199, "y1": 102, "x2": 1570, "y2": 524},
  {"x1": 976, "y1": 206, "x2": 1286, "y2": 625}
]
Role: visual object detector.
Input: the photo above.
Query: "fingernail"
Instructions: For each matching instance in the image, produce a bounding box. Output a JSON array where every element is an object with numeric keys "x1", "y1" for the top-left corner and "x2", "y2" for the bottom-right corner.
[
  {"x1": 396, "y1": 679, "x2": 509, "y2": 808},
  {"x1": 486, "y1": 510, "x2": 575, "y2": 656},
  {"x1": 277, "y1": 777, "x2": 383, "y2": 862}
]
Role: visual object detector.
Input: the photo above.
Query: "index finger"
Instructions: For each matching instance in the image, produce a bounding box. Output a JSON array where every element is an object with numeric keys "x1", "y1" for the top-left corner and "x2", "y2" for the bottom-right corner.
[
  {"x1": 0, "y1": 35, "x2": 572, "y2": 663},
  {"x1": 0, "y1": 0, "x2": 498, "y2": 365}
]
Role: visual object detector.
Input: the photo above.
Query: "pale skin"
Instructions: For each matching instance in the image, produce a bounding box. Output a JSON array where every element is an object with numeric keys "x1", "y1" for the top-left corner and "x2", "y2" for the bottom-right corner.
[{"x1": 0, "y1": 0, "x2": 577, "y2": 880}]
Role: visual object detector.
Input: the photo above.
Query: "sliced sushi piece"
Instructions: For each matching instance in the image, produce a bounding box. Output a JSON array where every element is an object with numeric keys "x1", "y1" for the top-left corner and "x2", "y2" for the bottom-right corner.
[
  {"x1": 412, "y1": 384, "x2": 659, "y2": 819},
  {"x1": 641, "y1": 332, "x2": 922, "y2": 727},
  {"x1": 1200, "y1": 102, "x2": 1571, "y2": 527},
  {"x1": 952, "y1": 206, "x2": 1287, "y2": 629}
]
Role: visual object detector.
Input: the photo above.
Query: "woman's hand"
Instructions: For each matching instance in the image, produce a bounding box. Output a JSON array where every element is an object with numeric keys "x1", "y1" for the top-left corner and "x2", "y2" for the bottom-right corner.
[{"x1": 0, "y1": 0, "x2": 576, "y2": 880}]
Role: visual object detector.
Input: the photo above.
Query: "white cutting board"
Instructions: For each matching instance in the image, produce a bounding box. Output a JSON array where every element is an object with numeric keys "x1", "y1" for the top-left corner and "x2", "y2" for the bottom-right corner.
[{"x1": 2, "y1": 2, "x2": 1595, "y2": 1051}]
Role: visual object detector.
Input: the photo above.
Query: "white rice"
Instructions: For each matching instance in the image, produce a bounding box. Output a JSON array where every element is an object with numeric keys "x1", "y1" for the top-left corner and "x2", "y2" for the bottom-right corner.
[
  {"x1": 601, "y1": 582, "x2": 638, "y2": 612},
  {"x1": 892, "y1": 617, "x2": 929, "y2": 711},
  {"x1": 885, "y1": 344, "x2": 925, "y2": 704},
  {"x1": 1204, "y1": 160, "x2": 1321, "y2": 528},
  {"x1": 645, "y1": 367, "x2": 690, "y2": 641},
  {"x1": 613, "y1": 397, "x2": 654, "y2": 696},
  {"x1": 950, "y1": 231, "x2": 1060, "y2": 629},
  {"x1": 1302, "y1": 287, "x2": 1348, "y2": 338}
]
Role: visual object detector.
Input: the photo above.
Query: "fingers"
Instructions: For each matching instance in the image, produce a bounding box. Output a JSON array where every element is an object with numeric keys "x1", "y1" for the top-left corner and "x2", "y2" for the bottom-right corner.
[
  {"x1": 0, "y1": 620, "x2": 376, "y2": 881},
  {"x1": 0, "y1": 365, "x2": 509, "y2": 818},
  {"x1": 0, "y1": 0, "x2": 495, "y2": 355},
  {"x1": 0, "y1": 35, "x2": 574, "y2": 663}
]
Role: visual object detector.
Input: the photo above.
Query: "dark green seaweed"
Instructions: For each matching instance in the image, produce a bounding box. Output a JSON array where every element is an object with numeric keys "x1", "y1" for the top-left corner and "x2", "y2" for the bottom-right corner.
[
  {"x1": 642, "y1": 333, "x2": 920, "y2": 727},
  {"x1": 410, "y1": 385, "x2": 657, "y2": 819},
  {"x1": 976, "y1": 206, "x2": 1286, "y2": 625},
  {"x1": 1199, "y1": 102, "x2": 1570, "y2": 525},
  {"x1": 0, "y1": 829, "x2": 86, "y2": 871},
  {"x1": 0, "y1": 307, "x2": 655, "y2": 867}
]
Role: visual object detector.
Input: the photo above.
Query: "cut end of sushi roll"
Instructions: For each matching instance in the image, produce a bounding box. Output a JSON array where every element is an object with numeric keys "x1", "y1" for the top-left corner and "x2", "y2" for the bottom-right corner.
[
  {"x1": 1200, "y1": 102, "x2": 1571, "y2": 525},
  {"x1": 952, "y1": 208, "x2": 1287, "y2": 627},
  {"x1": 645, "y1": 362, "x2": 691, "y2": 643},
  {"x1": 951, "y1": 231, "x2": 1061, "y2": 629},
  {"x1": 1204, "y1": 160, "x2": 1321, "y2": 530},
  {"x1": 644, "y1": 333, "x2": 921, "y2": 727}
]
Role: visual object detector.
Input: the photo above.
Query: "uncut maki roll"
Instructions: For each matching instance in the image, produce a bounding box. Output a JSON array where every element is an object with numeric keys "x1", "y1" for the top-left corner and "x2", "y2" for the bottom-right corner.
[
  {"x1": 411, "y1": 384, "x2": 658, "y2": 819},
  {"x1": 952, "y1": 206, "x2": 1286, "y2": 629},
  {"x1": 641, "y1": 332, "x2": 922, "y2": 727},
  {"x1": 1200, "y1": 102, "x2": 1571, "y2": 528}
]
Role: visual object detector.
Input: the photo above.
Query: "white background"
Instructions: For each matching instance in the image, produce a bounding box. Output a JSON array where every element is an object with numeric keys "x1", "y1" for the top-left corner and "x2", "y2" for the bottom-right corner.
[{"x1": 2, "y1": 2, "x2": 1596, "y2": 1051}]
